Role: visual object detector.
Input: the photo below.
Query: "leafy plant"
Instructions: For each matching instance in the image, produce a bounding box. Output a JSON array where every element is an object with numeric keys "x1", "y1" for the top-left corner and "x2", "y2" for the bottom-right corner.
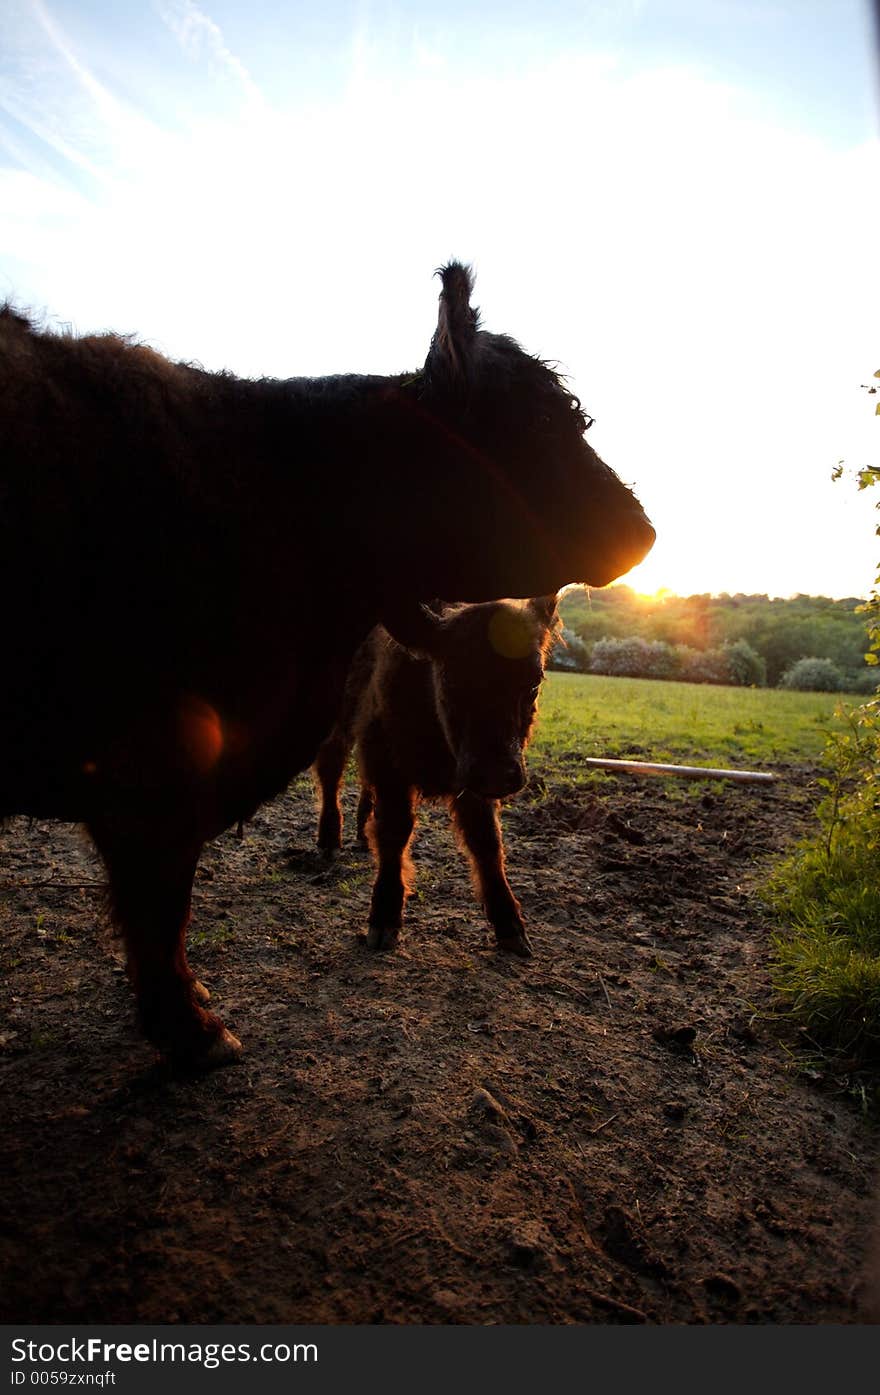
[
  {"x1": 547, "y1": 626, "x2": 590, "y2": 672},
  {"x1": 778, "y1": 656, "x2": 845, "y2": 692}
]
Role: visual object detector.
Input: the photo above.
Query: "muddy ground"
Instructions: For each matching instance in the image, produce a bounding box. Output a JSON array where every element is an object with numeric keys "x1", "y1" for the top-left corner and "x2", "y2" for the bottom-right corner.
[{"x1": 1, "y1": 759, "x2": 878, "y2": 1325}]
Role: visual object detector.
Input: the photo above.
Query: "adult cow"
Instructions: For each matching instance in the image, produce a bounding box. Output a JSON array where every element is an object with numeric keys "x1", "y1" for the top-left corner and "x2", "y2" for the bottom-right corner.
[{"x1": 0, "y1": 262, "x2": 654, "y2": 1067}]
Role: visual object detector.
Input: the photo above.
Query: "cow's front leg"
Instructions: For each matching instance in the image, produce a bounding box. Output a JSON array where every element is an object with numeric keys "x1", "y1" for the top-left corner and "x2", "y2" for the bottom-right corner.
[
  {"x1": 365, "y1": 782, "x2": 416, "y2": 950},
  {"x1": 449, "y1": 792, "x2": 532, "y2": 957},
  {"x1": 89, "y1": 817, "x2": 241, "y2": 1068}
]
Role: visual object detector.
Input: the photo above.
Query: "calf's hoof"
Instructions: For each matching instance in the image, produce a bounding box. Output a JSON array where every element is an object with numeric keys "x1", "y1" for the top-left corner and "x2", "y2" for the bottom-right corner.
[
  {"x1": 366, "y1": 924, "x2": 400, "y2": 952},
  {"x1": 198, "y1": 1026, "x2": 243, "y2": 1069},
  {"x1": 496, "y1": 930, "x2": 533, "y2": 958},
  {"x1": 191, "y1": 978, "x2": 211, "y2": 1004},
  {"x1": 163, "y1": 1024, "x2": 243, "y2": 1073}
]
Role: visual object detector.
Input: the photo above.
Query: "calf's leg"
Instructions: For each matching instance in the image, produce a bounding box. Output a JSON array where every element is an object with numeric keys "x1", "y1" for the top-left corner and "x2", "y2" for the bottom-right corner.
[
  {"x1": 366, "y1": 783, "x2": 416, "y2": 951},
  {"x1": 449, "y1": 792, "x2": 532, "y2": 957},
  {"x1": 355, "y1": 785, "x2": 374, "y2": 844},
  {"x1": 313, "y1": 729, "x2": 351, "y2": 854},
  {"x1": 89, "y1": 816, "x2": 241, "y2": 1068}
]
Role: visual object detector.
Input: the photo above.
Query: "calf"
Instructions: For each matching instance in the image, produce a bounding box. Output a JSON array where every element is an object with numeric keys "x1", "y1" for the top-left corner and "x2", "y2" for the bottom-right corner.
[
  {"x1": 0, "y1": 262, "x2": 653, "y2": 1067},
  {"x1": 313, "y1": 598, "x2": 558, "y2": 956}
]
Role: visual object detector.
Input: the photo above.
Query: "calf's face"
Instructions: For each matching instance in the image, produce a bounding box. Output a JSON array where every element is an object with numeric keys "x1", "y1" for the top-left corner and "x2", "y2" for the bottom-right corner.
[{"x1": 425, "y1": 599, "x2": 556, "y2": 800}]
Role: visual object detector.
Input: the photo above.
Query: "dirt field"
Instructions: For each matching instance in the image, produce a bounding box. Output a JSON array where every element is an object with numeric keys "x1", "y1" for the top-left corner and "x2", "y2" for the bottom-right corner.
[{"x1": 1, "y1": 761, "x2": 878, "y2": 1324}]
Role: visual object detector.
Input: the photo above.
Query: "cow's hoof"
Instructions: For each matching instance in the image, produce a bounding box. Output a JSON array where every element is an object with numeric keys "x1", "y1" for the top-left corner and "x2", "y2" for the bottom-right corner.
[
  {"x1": 318, "y1": 845, "x2": 339, "y2": 860},
  {"x1": 496, "y1": 931, "x2": 533, "y2": 958},
  {"x1": 366, "y1": 924, "x2": 400, "y2": 951},
  {"x1": 191, "y1": 979, "x2": 211, "y2": 1003}
]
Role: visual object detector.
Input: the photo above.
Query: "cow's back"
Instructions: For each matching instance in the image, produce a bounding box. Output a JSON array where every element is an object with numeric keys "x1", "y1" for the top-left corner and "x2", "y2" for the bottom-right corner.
[{"x1": 0, "y1": 312, "x2": 370, "y2": 825}]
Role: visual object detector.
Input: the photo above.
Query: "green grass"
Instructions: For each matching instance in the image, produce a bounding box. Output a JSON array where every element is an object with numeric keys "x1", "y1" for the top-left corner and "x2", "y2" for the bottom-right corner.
[
  {"x1": 532, "y1": 671, "x2": 838, "y2": 769},
  {"x1": 764, "y1": 827, "x2": 880, "y2": 1064}
]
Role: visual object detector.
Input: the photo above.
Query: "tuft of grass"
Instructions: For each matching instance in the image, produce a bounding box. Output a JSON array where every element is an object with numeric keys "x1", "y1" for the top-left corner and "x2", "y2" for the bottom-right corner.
[
  {"x1": 189, "y1": 923, "x2": 235, "y2": 949},
  {"x1": 770, "y1": 931, "x2": 880, "y2": 1059}
]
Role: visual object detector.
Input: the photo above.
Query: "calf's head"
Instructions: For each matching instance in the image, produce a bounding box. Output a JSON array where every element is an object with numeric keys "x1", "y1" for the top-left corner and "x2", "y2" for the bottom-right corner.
[
  {"x1": 410, "y1": 263, "x2": 655, "y2": 599},
  {"x1": 414, "y1": 597, "x2": 559, "y2": 800}
]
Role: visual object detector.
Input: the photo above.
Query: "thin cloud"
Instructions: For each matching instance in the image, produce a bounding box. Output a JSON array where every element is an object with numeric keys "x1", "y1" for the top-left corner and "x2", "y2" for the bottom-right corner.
[
  {"x1": 0, "y1": 85, "x2": 106, "y2": 182},
  {"x1": 156, "y1": 0, "x2": 266, "y2": 111},
  {"x1": 30, "y1": 0, "x2": 125, "y2": 128},
  {"x1": 3, "y1": 0, "x2": 167, "y2": 184}
]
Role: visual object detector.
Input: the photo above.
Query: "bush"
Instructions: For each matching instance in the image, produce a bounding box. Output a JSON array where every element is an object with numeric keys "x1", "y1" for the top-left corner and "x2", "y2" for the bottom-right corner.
[
  {"x1": 589, "y1": 635, "x2": 679, "y2": 680},
  {"x1": 675, "y1": 644, "x2": 731, "y2": 685},
  {"x1": 547, "y1": 627, "x2": 590, "y2": 673},
  {"x1": 674, "y1": 639, "x2": 765, "y2": 686},
  {"x1": 844, "y1": 670, "x2": 879, "y2": 695},
  {"x1": 724, "y1": 638, "x2": 767, "y2": 687},
  {"x1": 586, "y1": 634, "x2": 767, "y2": 686},
  {"x1": 778, "y1": 657, "x2": 845, "y2": 692}
]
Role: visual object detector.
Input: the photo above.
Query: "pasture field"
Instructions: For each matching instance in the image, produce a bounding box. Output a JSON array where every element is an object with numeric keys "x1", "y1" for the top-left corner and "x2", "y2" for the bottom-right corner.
[{"x1": 533, "y1": 672, "x2": 838, "y2": 770}]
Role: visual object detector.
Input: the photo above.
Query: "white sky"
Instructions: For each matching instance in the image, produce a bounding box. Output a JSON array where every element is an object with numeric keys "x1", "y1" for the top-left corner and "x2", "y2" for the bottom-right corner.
[{"x1": 1, "y1": 0, "x2": 879, "y2": 599}]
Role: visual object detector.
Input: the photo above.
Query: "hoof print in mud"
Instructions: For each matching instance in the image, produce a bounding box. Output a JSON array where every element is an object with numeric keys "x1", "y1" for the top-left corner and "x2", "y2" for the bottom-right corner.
[{"x1": 652, "y1": 1024, "x2": 698, "y2": 1052}]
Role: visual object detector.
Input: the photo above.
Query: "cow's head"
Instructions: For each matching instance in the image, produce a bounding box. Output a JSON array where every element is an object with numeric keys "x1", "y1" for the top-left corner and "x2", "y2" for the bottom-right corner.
[
  {"x1": 414, "y1": 262, "x2": 655, "y2": 599},
  {"x1": 404, "y1": 597, "x2": 559, "y2": 800}
]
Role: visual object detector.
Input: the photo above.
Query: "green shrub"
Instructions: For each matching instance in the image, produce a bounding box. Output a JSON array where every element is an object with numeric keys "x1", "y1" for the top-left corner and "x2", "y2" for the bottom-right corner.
[
  {"x1": 778, "y1": 656, "x2": 845, "y2": 691},
  {"x1": 724, "y1": 638, "x2": 767, "y2": 687},
  {"x1": 547, "y1": 626, "x2": 590, "y2": 673},
  {"x1": 844, "y1": 669, "x2": 879, "y2": 695},
  {"x1": 674, "y1": 643, "x2": 731, "y2": 685},
  {"x1": 589, "y1": 635, "x2": 679, "y2": 679}
]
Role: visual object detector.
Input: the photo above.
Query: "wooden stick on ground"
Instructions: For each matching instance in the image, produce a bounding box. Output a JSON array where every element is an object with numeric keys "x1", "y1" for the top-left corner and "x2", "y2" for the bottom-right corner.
[{"x1": 583, "y1": 757, "x2": 777, "y2": 784}]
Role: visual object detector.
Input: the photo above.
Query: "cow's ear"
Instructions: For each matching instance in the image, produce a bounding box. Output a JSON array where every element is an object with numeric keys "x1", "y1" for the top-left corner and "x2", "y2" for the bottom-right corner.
[
  {"x1": 529, "y1": 594, "x2": 559, "y2": 627},
  {"x1": 423, "y1": 262, "x2": 479, "y2": 389},
  {"x1": 381, "y1": 600, "x2": 447, "y2": 658}
]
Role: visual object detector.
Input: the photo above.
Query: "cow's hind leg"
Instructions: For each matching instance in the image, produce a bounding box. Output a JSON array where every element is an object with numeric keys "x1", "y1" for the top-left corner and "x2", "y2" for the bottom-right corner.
[
  {"x1": 366, "y1": 783, "x2": 416, "y2": 951},
  {"x1": 449, "y1": 792, "x2": 532, "y2": 957},
  {"x1": 89, "y1": 817, "x2": 241, "y2": 1068}
]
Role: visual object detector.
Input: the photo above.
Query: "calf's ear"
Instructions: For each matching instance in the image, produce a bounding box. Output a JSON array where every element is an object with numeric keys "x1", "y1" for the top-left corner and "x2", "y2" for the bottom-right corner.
[
  {"x1": 423, "y1": 262, "x2": 479, "y2": 390},
  {"x1": 529, "y1": 594, "x2": 559, "y2": 626},
  {"x1": 381, "y1": 599, "x2": 447, "y2": 658}
]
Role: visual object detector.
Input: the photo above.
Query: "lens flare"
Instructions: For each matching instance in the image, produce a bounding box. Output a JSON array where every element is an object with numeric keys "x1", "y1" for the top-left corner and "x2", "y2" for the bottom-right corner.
[
  {"x1": 179, "y1": 696, "x2": 224, "y2": 773},
  {"x1": 488, "y1": 606, "x2": 536, "y2": 659}
]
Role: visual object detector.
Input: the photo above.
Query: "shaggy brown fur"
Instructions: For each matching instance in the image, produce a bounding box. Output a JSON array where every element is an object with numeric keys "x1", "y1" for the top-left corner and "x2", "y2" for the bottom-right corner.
[
  {"x1": 313, "y1": 598, "x2": 559, "y2": 957},
  {"x1": 0, "y1": 263, "x2": 653, "y2": 1066}
]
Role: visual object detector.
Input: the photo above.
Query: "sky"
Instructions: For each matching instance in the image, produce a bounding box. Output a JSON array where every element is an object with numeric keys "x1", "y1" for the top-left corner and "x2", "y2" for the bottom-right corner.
[{"x1": 1, "y1": 0, "x2": 879, "y2": 600}]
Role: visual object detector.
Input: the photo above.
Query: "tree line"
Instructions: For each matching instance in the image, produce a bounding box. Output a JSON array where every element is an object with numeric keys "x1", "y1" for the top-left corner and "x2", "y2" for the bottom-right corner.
[{"x1": 553, "y1": 587, "x2": 873, "y2": 691}]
